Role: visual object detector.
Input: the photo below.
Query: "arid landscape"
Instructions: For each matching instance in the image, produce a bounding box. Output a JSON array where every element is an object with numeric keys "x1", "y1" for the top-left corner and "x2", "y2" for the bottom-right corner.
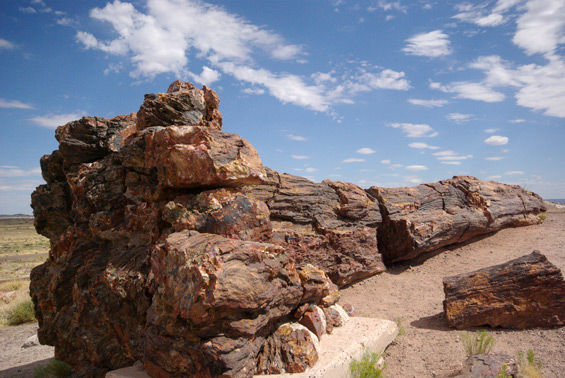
[{"x1": 1, "y1": 204, "x2": 563, "y2": 378}]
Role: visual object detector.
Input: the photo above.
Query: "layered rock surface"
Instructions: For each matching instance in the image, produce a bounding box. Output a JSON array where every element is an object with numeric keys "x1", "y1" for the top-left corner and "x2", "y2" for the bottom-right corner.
[
  {"x1": 369, "y1": 176, "x2": 546, "y2": 263},
  {"x1": 443, "y1": 251, "x2": 565, "y2": 329},
  {"x1": 30, "y1": 81, "x2": 546, "y2": 377}
]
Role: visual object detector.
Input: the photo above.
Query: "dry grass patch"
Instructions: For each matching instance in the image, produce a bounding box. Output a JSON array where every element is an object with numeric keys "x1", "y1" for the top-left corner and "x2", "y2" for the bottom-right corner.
[{"x1": 0, "y1": 279, "x2": 36, "y2": 326}]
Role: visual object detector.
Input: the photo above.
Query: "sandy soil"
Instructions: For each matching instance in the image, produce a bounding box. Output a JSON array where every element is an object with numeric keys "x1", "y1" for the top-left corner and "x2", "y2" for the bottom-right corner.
[
  {"x1": 340, "y1": 205, "x2": 565, "y2": 377},
  {"x1": 1, "y1": 206, "x2": 563, "y2": 378}
]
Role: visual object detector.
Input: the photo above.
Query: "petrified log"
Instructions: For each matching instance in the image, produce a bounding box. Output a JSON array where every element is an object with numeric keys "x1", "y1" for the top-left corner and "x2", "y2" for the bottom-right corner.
[
  {"x1": 245, "y1": 169, "x2": 385, "y2": 287},
  {"x1": 29, "y1": 80, "x2": 549, "y2": 378},
  {"x1": 443, "y1": 251, "x2": 565, "y2": 329},
  {"x1": 369, "y1": 176, "x2": 546, "y2": 264}
]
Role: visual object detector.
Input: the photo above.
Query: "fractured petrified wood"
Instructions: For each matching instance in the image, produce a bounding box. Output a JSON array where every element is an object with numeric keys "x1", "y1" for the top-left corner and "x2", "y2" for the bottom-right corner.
[
  {"x1": 443, "y1": 251, "x2": 565, "y2": 329},
  {"x1": 370, "y1": 176, "x2": 546, "y2": 264}
]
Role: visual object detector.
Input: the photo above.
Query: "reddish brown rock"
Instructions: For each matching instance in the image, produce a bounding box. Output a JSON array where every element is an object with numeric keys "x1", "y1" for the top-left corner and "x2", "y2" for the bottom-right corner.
[
  {"x1": 299, "y1": 306, "x2": 326, "y2": 339},
  {"x1": 137, "y1": 80, "x2": 222, "y2": 131},
  {"x1": 245, "y1": 170, "x2": 385, "y2": 287},
  {"x1": 145, "y1": 231, "x2": 325, "y2": 378},
  {"x1": 443, "y1": 251, "x2": 565, "y2": 329},
  {"x1": 370, "y1": 176, "x2": 546, "y2": 264},
  {"x1": 256, "y1": 323, "x2": 319, "y2": 374},
  {"x1": 342, "y1": 303, "x2": 355, "y2": 317},
  {"x1": 323, "y1": 304, "x2": 350, "y2": 330}
]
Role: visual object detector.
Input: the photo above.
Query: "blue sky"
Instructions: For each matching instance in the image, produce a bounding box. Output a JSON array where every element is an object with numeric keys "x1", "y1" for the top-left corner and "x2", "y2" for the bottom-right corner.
[{"x1": 1, "y1": 0, "x2": 564, "y2": 214}]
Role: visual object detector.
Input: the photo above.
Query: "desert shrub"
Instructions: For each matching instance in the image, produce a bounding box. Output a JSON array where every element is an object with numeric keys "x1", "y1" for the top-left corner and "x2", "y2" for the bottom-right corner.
[
  {"x1": 34, "y1": 359, "x2": 73, "y2": 378},
  {"x1": 349, "y1": 348, "x2": 385, "y2": 378},
  {"x1": 395, "y1": 317, "x2": 406, "y2": 336},
  {"x1": 537, "y1": 213, "x2": 546, "y2": 224},
  {"x1": 518, "y1": 349, "x2": 542, "y2": 378},
  {"x1": 461, "y1": 329, "x2": 495, "y2": 356},
  {"x1": 5, "y1": 297, "x2": 36, "y2": 325},
  {"x1": 497, "y1": 363, "x2": 512, "y2": 378}
]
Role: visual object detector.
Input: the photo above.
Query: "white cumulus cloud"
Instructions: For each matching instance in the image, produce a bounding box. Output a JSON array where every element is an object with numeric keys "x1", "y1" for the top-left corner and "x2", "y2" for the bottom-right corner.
[
  {"x1": 356, "y1": 147, "x2": 376, "y2": 154},
  {"x1": 447, "y1": 113, "x2": 474, "y2": 123},
  {"x1": 287, "y1": 134, "x2": 307, "y2": 142},
  {"x1": 484, "y1": 135, "x2": 509, "y2": 145},
  {"x1": 513, "y1": 0, "x2": 565, "y2": 55},
  {"x1": 342, "y1": 158, "x2": 366, "y2": 163}
]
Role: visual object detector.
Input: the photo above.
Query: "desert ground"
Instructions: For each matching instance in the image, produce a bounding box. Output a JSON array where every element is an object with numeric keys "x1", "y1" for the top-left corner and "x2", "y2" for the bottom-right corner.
[{"x1": 1, "y1": 205, "x2": 564, "y2": 377}]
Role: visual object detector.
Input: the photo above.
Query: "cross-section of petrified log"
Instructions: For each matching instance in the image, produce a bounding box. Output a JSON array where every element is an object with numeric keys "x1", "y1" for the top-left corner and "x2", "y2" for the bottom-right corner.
[{"x1": 443, "y1": 251, "x2": 565, "y2": 329}]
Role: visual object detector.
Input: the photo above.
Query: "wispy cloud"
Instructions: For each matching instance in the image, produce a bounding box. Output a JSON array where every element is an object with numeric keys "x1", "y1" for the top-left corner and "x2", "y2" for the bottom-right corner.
[
  {"x1": 403, "y1": 30, "x2": 451, "y2": 57},
  {"x1": 505, "y1": 170, "x2": 525, "y2": 175},
  {"x1": 0, "y1": 166, "x2": 42, "y2": 178},
  {"x1": 75, "y1": 0, "x2": 410, "y2": 114},
  {"x1": 447, "y1": 113, "x2": 474, "y2": 123},
  {"x1": 452, "y1": 1, "x2": 521, "y2": 27},
  {"x1": 484, "y1": 128, "x2": 499, "y2": 133},
  {"x1": 407, "y1": 98, "x2": 448, "y2": 107},
  {"x1": 291, "y1": 154, "x2": 309, "y2": 160},
  {"x1": 484, "y1": 135, "x2": 509, "y2": 145},
  {"x1": 387, "y1": 122, "x2": 438, "y2": 137},
  {"x1": 0, "y1": 38, "x2": 15, "y2": 50},
  {"x1": 485, "y1": 156, "x2": 504, "y2": 161},
  {"x1": 405, "y1": 165, "x2": 428, "y2": 172},
  {"x1": 381, "y1": 159, "x2": 391, "y2": 165},
  {"x1": 342, "y1": 158, "x2": 366, "y2": 163},
  {"x1": 287, "y1": 134, "x2": 307, "y2": 142},
  {"x1": 408, "y1": 142, "x2": 439, "y2": 150},
  {"x1": 509, "y1": 118, "x2": 526, "y2": 123},
  {"x1": 356, "y1": 147, "x2": 375, "y2": 154},
  {"x1": 433, "y1": 150, "x2": 473, "y2": 162},
  {"x1": 0, "y1": 99, "x2": 34, "y2": 109},
  {"x1": 430, "y1": 80, "x2": 505, "y2": 103},
  {"x1": 29, "y1": 112, "x2": 84, "y2": 128}
]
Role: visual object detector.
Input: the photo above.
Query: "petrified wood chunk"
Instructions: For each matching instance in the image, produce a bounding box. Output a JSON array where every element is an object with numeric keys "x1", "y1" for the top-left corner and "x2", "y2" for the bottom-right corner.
[
  {"x1": 443, "y1": 251, "x2": 565, "y2": 329},
  {"x1": 455, "y1": 354, "x2": 517, "y2": 378},
  {"x1": 370, "y1": 176, "x2": 546, "y2": 264}
]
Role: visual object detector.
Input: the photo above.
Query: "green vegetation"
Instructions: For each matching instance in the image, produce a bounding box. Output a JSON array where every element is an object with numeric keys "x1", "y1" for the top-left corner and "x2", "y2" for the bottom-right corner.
[
  {"x1": 461, "y1": 330, "x2": 495, "y2": 356},
  {"x1": 518, "y1": 349, "x2": 542, "y2": 378},
  {"x1": 496, "y1": 364, "x2": 512, "y2": 378},
  {"x1": 349, "y1": 349, "x2": 385, "y2": 378},
  {"x1": 0, "y1": 279, "x2": 36, "y2": 326},
  {"x1": 537, "y1": 213, "x2": 547, "y2": 224},
  {"x1": 34, "y1": 359, "x2": 73, "y2": 378},
  {"x1": 395, "y1": 317, "x2": 406, "y2": 336}
]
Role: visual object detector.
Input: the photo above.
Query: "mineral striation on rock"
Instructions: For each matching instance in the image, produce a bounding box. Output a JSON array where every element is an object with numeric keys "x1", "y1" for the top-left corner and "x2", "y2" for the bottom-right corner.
[
  {"x1": 443, "y1": 251, "x2": 565, "y2": 329},
  {"x1": 369, "y1": 176, "x2": 546, "y2": 264},
  {"x1": 30, "y1": 81, "x2": 547, "y2": 378}
]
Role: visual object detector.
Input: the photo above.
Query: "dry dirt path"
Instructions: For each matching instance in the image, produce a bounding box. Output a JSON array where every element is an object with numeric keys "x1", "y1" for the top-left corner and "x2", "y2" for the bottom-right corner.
[{"x1": 340, "y1": 205, "x2": 565, "y2": 377}]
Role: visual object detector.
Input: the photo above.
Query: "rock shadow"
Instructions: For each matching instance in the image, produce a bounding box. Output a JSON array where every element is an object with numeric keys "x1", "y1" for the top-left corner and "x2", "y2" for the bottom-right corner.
[
  {"x1": 384, "y1": 231, "x2": 498, "y2": 275},
  {"x1": 411, "y1": 312, "x2": 452, "y2": 331},
  {"x1": 0, "y1": 358, "x2": 53, "y2": 378}
]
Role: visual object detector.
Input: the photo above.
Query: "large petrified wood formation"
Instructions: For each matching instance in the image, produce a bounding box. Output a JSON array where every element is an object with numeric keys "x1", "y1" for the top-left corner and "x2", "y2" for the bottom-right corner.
[
  {"x1": 30, "y1": 81, "x2": 547, "y2": 377},
  {"x1": 245, "y1": 171, "x2": 385, "y2": 287},
  {"x1": 369, "y1": 176, "x2": 546, "y2": 264},
  {"x1": 443, "y1": 251, "x2": 565, "y2": 329}
]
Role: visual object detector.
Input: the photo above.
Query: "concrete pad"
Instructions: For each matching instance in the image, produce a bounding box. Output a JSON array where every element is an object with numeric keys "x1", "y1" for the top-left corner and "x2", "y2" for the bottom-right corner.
[
  {"x1": 254, "y1": 317, "x2": 398, "y2": 378},
  {"x1": 105, "y1": 317, "x2": 397, "y2": 378}
]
